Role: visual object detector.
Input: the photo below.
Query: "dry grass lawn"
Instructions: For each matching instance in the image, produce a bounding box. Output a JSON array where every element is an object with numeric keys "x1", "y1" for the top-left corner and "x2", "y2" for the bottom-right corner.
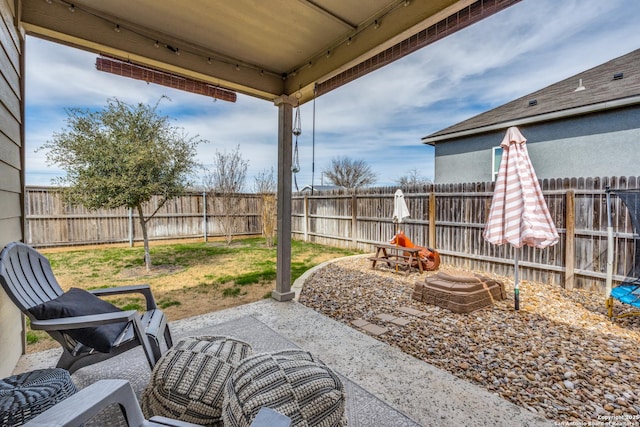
[{"x1": 27, "y1": 237, "x2": 358, "y2": 352}]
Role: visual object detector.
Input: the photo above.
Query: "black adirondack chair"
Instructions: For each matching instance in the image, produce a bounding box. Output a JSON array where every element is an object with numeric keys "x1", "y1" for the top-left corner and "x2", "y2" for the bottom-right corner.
[{"x1": 0, "y1": 242, "x2": 173, "y2": 373}]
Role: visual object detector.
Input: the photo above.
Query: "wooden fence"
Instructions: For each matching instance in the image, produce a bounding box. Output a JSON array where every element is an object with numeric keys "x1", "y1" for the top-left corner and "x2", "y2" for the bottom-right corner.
[
  {"x1": 292, "y1": 176, "x2": 640, "y2": 293},
  {"x1": 26, "y1": 176, "x2": 640, "y2": 294},
  {"x1": 25, "y1": 187, "x2": 263, "y2": 247}
]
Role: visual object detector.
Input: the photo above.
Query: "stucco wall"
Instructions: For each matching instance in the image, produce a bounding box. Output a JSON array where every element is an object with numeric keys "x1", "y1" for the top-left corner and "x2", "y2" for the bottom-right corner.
[
  {"x1": 0, "y1": 0, "x2": 25, "y2": 377},
  {"x1": 433, "y1": 106, "x2": 640, "y2": 184}
]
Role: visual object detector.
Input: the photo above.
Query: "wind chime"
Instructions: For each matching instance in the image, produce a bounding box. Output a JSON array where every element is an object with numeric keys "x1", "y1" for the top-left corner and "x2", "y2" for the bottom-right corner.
[
  {"x1": 292, "y1": 99, "x2": 302, "y2": 191},
  {"x1": 291, "y1": 85, "x2": 317, "y2": 194}
]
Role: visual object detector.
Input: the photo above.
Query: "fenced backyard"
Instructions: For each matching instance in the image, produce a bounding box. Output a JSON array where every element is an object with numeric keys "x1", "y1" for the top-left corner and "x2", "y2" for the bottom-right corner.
[
  {"x1": 25, "y1": 175, "x2": 640, "y2": 293},
  {"x1": 25, "y1": 188, "x2": 263, "y2": 246}
]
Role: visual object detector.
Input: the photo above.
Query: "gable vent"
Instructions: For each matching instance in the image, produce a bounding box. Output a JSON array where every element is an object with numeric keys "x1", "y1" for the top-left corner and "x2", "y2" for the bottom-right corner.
[
  {"x1": 528, "y1": 99, "x2": 538, "y2": 106},
  {"x1": 613, "y1": 72, "x2": 624, "y2": 80}
]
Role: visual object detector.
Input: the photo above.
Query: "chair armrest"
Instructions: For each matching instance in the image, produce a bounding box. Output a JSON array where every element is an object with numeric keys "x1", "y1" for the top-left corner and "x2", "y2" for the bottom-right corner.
[
  {"x1": 23, "y1": 379, "x2": 147, "y2": 427},
  {"x1": 149, "y1": 416, "x2": 204, "y2": 427},
  {"x1": 30, "y1": 310, "x2": 138, "y2": 330},
  {"x1": 89, "y1": 284, "x2": 157, "y2": 310},
  {"x1": 23, "y1": 379, "x2": 205, "y2": 427}
]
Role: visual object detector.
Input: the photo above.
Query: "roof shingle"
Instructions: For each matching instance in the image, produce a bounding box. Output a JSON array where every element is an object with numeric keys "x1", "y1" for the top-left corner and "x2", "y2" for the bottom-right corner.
[{"x1": 424, "y1": 48, "x2": 640, "y2": 142}]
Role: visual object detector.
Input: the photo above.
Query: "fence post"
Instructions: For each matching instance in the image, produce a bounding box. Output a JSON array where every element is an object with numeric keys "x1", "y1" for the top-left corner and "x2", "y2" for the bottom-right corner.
[
  {"x1": 351, "y1": 194, "x2": 358, "y2": 249},
  {"x1": 429, "y1": 191, "x2": 436, "y2": 248},
  {"x1": 303, "y1": 195, "x2": 309, "y2": 242},
  {"x1": 203, "y1": 191, "x2": 208, "y2": 243},
  {"x1": 128, "y1": 208, "x2": 133, "y2": 247},
  {"x1": 564, "y1": 190, "x2": 575, "y2": 290}
]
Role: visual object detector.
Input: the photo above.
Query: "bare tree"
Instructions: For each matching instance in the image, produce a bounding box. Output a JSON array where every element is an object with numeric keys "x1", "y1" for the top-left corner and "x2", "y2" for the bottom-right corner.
[
  {"x1": 204, "y1": 145, "x2": 248, "y2": 245},
  {"x1": 254, "y1": 168, "x2": 277, "y2": 247},
  {"x1": 323, "y1": 156, "x2": 376, "y2": 190},
  {"x1": 395, "y1": 169, "x2": 433, "y2": 189}
]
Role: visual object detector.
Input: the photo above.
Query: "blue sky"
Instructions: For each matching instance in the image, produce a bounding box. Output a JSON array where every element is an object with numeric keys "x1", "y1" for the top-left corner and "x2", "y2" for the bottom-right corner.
[{"x1": 25, "y1": 0, "x2": 640, "y2": 190}]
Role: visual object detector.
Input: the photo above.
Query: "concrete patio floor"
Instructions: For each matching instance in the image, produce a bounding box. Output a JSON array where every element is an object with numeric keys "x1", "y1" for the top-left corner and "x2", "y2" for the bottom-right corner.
[{"x1": 14, "y1": 295, "x2": 553, "y2": 427}]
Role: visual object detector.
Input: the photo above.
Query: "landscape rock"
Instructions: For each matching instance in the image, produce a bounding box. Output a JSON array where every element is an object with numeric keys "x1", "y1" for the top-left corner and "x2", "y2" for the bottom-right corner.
[{"x1": 299, "y1": 258, "x2": 640, "y2": 425}]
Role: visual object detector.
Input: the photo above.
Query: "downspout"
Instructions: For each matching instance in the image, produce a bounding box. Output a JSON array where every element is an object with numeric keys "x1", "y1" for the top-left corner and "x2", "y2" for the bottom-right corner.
[{"x1": 605, "y1": 186, "x2": 614, "y2": 318}]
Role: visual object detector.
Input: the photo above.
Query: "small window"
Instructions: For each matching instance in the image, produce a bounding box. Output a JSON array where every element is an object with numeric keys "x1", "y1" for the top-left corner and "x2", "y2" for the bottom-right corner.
[{"x1": 492, "y1": 147, "x2": 503, "y2": 181}]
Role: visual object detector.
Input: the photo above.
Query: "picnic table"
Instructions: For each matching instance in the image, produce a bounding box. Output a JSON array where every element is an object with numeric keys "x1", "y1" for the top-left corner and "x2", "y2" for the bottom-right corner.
[{"x1": 369, "y1": 243, "x2": 424, "y2": 275}]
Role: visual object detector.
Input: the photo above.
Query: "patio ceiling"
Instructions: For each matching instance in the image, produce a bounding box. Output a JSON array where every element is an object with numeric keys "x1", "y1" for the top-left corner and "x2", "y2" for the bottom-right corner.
[{"x1": 19, "y1": 0, "x2": 520, "y2": 104}]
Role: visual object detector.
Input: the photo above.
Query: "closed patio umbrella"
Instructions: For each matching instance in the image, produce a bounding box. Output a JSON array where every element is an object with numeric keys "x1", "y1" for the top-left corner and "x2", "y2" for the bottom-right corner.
[
  {"x1": 392, "y1": 189, "x2": 411, "y2": 272},
  {"x1": 483, "y1": 127, "x2": 559, "y2": 310},
  {"x1": 392, "y1": 189, "x2": 410, "y2": 229}
]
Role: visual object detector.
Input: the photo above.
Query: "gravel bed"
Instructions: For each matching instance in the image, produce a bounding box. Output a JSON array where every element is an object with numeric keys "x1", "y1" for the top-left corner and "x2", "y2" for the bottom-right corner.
[{"x1": 298, "y1": 257, "x2": 640, "y2": 425}]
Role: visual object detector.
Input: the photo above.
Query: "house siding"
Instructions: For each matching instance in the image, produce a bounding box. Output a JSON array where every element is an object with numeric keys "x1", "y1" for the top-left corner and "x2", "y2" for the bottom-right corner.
[
  {"x1": 434, "y1": 106, "x2": 640, "y2": 184},
  {"x1": 0, "y1": 0, "x2": 24, "y2": 377}
]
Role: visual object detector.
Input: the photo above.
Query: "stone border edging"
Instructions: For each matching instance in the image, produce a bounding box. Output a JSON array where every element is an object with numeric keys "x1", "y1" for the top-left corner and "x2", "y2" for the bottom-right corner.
[{"x1": 291, "y1": 254, "x2": 372, "y2": 301}]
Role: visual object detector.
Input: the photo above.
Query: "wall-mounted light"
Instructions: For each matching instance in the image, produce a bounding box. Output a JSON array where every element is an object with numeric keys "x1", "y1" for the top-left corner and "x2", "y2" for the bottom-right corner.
[
  {"x1": 154, "y1": 40, "x2": 160, "y2": 48},
  {"x1": 114, "y1": 24, "x2": 121, "y2": 33},
  {"x1": 68, "y1": 4, "x2": 75, "y2": 12}
]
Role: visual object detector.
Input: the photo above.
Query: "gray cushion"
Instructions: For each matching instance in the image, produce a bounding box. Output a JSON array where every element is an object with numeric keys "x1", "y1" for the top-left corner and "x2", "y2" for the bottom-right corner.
[{"x1": 29, "y1": 288, "x2": 127, "y2": 353}]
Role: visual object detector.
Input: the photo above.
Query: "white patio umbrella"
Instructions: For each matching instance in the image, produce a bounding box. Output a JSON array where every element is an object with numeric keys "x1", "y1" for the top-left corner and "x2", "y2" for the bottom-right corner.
[
  {"x1": 483, "y1": 127, "x2": 559, "y2": 310},
  {"x1": 392, "y1": 189, "x2": 411, "y2": 271},
  {"x1": 392, "y1": 189, "x2": 410, "y2": 233}
]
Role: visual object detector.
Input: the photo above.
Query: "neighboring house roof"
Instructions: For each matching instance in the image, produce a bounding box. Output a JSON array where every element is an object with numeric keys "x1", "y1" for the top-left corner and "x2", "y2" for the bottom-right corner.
[
  {"x1": 299, "y1": 185, "x2": 342, "y2": 192},
  {"x1": 422, "y1": 48, "x2": 640, "y2": 145}
]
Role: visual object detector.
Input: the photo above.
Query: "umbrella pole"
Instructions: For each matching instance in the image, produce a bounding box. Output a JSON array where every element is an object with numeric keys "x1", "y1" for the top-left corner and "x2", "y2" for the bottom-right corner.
[
  {"x1": 514, "y1": 250, "x2": 520, "y2": 311},
  {"x1": 394, "y1": 222, "x2": 399, "y2": 272}
]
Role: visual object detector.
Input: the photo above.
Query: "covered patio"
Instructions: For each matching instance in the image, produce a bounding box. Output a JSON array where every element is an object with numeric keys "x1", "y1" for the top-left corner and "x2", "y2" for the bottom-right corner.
[
  {"x1": 0, "y1": 1, "x2": 549, "y2": 423},
  {"x1": 2, "y1": 0, "x2": 524, "y2": 376},
  {"x1": 13, "y1": 269, "x2": 552, "y2": 426},
  {"x1": 15, "y1": 0, "x2": 521, "y2": 302}
]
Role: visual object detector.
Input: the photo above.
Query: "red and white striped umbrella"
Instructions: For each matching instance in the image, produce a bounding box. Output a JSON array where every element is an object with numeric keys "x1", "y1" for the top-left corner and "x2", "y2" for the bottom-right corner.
[{"x1": 483, "y1": 127, "x2": 559, "y2": 309}]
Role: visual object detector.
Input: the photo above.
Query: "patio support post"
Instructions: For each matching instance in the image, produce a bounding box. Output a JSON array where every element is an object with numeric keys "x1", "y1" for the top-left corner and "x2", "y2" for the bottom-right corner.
[{"x1": 272, "y1": 95, "x2": 296, "y2": 302}]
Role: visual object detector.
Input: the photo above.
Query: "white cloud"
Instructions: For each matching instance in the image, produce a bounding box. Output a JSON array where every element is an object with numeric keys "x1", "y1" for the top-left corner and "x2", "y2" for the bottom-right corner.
[{"x1": 24, "y1": 0, "x2": 640, "y2": 187}]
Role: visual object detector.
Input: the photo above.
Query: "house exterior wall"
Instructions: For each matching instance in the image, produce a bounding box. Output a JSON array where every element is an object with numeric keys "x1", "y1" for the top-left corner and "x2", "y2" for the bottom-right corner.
[
  {"x1": 433, "y1": 106, "x2": 640, "y2": 184},
  {"x1": 0, "y1": 0, "x2": 25, "y2": 377}
]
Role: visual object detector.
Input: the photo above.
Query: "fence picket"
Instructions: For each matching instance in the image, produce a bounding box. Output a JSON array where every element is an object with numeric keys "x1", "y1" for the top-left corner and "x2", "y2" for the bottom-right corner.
[{"x1": 25, "y1": 176, "x2": 640, "y2": 294}]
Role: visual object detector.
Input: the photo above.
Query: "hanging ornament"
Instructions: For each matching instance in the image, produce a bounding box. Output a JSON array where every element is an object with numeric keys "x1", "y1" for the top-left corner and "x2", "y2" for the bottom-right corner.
[
  {"x1": 292, "y1": 141, "x2": 300, "y2": 174},
  {"x1": 291, "y1": 102, "x2": 301, "y2": 190},
  {"x1": 293, "y1": 102, "x2": 302, "y2": 136}
]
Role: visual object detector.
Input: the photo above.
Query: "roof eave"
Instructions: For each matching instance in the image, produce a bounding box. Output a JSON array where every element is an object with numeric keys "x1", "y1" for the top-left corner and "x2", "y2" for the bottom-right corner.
[{"x1": 421, "y1": 95, "x2": 640, "y2": 145}]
